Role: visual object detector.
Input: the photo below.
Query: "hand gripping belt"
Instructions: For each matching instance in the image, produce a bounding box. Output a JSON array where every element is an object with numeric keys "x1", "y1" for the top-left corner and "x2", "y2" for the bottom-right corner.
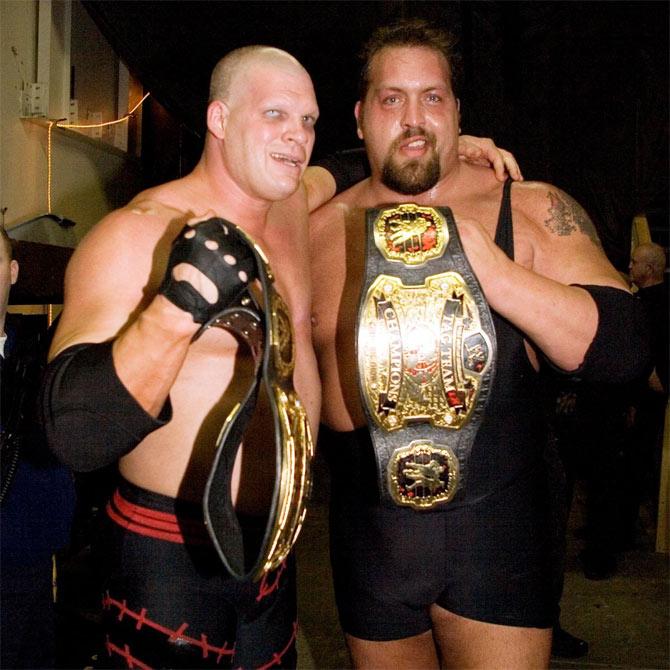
[
  {"x1": 202, "y1": 224, "x2": 313, "y2": 581},
  {"x1": 356, "y1": 204, "x2": 496, "y2": 510}
]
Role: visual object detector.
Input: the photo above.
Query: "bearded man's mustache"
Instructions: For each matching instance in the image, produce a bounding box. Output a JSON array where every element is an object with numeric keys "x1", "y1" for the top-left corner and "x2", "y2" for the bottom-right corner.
[{"x1": 389, "y1": 127, "x2": 437, "y2": 152}]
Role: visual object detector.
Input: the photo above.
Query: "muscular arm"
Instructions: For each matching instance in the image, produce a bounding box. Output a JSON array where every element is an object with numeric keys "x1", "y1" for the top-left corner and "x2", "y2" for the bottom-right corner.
[
  {"x1": 50, "y1": 208, "x2": 197, "y2": 416},
  {"x1": 458, "y1": 183, "x2": 642, "y2": 375},
  {"x1": 42, "y1": 205, "x2": 265, "y2": 471}
]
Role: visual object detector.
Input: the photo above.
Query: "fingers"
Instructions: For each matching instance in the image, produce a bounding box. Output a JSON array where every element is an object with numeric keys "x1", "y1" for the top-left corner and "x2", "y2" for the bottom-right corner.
[
  {"x1": 477, "y1": 138, "x2": 514, "y2": 182},
  {"x1": 500, "y1": 149, "x2": 523, "y2": 182},
  {"x1": 172, "y1": 263, "x2": 218, "y2": 304},
  {"x1": 457, "y1": 135, "x2": 524, "y2": 182},
  {"x1": 159, "y1": 217, "x2": 258, "y2": 325}
]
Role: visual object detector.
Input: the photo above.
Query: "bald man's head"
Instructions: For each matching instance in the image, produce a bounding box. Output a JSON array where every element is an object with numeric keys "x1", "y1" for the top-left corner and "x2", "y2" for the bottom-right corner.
[
  {"x1": 204, "y1": 45, "x2": 318, "y2": 203},
  {"x1": 630, "y1": 242, "x2": 667, "y2": 288},
  {"x1": 209, "y1": 46, "x2": 310, "y2": 103}
]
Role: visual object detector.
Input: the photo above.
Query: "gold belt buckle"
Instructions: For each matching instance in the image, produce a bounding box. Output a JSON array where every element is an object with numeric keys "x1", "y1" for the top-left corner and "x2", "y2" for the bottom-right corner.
[
  {"x1": 357, "y1": 204, "x2": 496, "y2": 510},
  {"x1": 387, "y1": 439, "x2": 459, "y2": 508},
  {"x1": 358, "y1": 272, "x2": 493, "y2": 432}
]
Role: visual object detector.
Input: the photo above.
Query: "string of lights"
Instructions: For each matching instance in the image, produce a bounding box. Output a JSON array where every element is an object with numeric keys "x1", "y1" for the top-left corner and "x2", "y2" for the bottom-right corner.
[
  {"x1": 56, "y1": 92, "x2": 150, "y2": 130},
  {"x1": 46, "y1": 92, "x2": 151, "y2": 212}
]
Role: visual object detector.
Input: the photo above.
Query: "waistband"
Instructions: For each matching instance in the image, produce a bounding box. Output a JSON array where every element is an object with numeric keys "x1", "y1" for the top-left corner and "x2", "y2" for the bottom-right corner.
[{"x1": 106, "y1": 478, "x2": 210, "y2": 545}]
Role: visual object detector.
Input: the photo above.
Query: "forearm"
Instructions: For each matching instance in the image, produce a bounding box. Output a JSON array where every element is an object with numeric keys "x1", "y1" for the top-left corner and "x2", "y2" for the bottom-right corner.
[
  {"x1": 40, "y1": 297, "x2": 197, "y2": 471},
  {"x1": 41, "y1": 344, "x2": 171, "y2": 472},
  {"x1": 487, "y1": 260, "x2": 650, "y2": 382},
  {"x1": 112, "y1": 295, "x2": 196, "y2": 416},
  {"x1": 303, "y1": 166, "x2": 336, "y2": 213},
  {"x1": 487, "y1": 260, "x2": 598, "y2": 371}
]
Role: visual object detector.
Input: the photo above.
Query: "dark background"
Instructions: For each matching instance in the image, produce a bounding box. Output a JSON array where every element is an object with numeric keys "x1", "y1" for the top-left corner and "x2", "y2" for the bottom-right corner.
[{"x1": 83, "y1": 0, "x2": 668, "y2": 271}]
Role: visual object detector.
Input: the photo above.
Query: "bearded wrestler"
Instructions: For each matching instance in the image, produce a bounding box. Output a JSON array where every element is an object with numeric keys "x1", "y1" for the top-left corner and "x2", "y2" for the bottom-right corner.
[{"x1": 309, "y1": 19, "x2": 649, "y2": 669}]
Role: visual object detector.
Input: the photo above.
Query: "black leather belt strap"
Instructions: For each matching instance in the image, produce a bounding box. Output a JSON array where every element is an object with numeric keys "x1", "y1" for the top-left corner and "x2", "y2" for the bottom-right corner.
[
  {"x1": 356, "y1": 204, "x2": 496, "y2": 509},
  {"x1": 202, "y1": 226, "x2": 313, "y2": 581}
]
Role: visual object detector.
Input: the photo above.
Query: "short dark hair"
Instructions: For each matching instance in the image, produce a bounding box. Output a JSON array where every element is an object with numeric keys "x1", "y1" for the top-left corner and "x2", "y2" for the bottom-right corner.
[
  {"x1": 0, "y1": 227, "x2": 15, "y2": 261},
  {"x1": 358, "y1": 18, "x2": 462, "y2": 101}
]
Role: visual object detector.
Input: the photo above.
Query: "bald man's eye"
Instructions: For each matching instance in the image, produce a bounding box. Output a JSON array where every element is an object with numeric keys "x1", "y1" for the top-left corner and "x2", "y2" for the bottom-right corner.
[
  {"x1": 302, "y1": 115, "x2": 317, "y2": 127},
  {"x1": 264, "y1": 109, "x2": 282, "y2": 119}
]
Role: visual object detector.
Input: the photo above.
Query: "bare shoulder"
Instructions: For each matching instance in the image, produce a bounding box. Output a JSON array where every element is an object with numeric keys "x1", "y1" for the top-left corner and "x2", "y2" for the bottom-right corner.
[
  {"x1": 511, "y1": 180, "x2": 602, "y2": 248},
  {"x1": 510, "y1": 181, "x2": 625, "y2": 287},
  {"x1": 310, "y1": 180, "x2": 366, "y2": 238},
  {"x1": 66, "y1": 198, "x2": 183, "y2": 293},
  {"x1": 53, "y1": 197, "x2": 188, "y2": 354}
]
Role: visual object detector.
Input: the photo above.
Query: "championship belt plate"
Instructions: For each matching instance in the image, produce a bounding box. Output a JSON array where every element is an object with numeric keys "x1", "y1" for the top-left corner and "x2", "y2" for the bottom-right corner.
[
  {"x1": 203, "y1": 228, "x2": 313, "y2": 581},
  {"x1": 357, "y1": 204, "x2": 496, "y2": 510}
]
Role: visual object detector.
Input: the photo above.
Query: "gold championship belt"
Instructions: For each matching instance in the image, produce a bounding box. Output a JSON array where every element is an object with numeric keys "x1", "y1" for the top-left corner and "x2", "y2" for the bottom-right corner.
[
  {"x1": 203, "y1": 229, "x2": 313, "y2": 581},
  {"x1": 357, "y1": 204, "x2": 496, "y2": 509}
]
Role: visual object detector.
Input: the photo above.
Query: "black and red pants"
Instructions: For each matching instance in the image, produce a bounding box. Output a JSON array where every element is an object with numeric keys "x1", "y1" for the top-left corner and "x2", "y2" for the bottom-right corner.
[{"x1": 97, "y1": 478, "x2": 297, "y2": 669}]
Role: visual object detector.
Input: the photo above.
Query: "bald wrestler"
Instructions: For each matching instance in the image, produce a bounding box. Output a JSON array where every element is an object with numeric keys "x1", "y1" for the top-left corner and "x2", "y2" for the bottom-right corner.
[
  {"x1": 42, "y1": 46, "x2": 321, "y2": 669},
  {"x1": 309, "y1": 19, "x2": 649, "y2": 670}
]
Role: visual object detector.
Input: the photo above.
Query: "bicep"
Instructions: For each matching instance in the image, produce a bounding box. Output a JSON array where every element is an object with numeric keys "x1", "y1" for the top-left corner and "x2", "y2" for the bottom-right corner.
[
  {"x1": 540, "y1": 233, "x2": 628, "y2": 290},
  {"x1": 50, "y1": 226, "x2": 155, "y2": 357},
  {"x1": 521, "y1": 184, "x2": 628, "y2": 289}
]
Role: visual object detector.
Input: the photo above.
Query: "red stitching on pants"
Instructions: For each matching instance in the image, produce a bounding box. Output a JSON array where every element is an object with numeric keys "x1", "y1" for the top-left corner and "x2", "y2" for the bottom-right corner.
[
  {"x1": 105, "y1": 637, "x2": 152, "y2": 670},
  {"x1": 249, "y1": 620, "x2": 298, "y2": 670},
  {"x1": 103, "y1": 591, "x2": 235, "y2": 662},
  {"x1": 256, "y1": 560, "x2": 287, "y2": 602}
]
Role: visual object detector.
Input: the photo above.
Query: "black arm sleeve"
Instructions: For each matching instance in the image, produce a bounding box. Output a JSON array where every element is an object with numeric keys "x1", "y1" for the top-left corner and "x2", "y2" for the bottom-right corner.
[
  {"x1": 40, "y1": 341, "x2": 172, "y2": 471},
  {"x1": 562, "y1": 285, "x2": 651, "y2": 384},
  {"x1": 313, "y1": 147, "x2": 370, "y2": 195}
]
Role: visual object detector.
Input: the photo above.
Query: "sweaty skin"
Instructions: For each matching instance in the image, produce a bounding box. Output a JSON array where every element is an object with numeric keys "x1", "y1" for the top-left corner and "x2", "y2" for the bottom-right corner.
[
  {"x1": 308, "y1": 44, "x2": 627, "y2": 670},
  {"x1": 310, "y1": 46, "x2": 625, "y2": 433},
  {"x1": 50, "y1": 49, "x2": 322, "y2": 513}
]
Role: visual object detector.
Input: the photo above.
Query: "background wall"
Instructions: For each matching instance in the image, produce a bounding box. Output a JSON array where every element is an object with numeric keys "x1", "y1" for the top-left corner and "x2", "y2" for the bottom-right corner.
[
  {"x1": 2, "y1": 0, "x2": 667, "y2": 268},
  {"x1": 0, "y1": 0, "x2": 142, "y2": 245}
]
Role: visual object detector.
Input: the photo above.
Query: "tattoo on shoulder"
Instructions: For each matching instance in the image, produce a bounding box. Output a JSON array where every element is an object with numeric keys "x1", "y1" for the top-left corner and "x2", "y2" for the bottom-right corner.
[{"x1": 544, "y1": 191, "x2": 602, "y2": 247}]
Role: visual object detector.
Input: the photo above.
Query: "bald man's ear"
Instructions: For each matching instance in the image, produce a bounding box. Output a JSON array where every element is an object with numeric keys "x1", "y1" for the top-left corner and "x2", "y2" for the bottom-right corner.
[
  {"x1": 354, "y1": 101, "x2": 364, "y2": 140},
  {"x1": 10, "y1": 259, "x2": 18, "y2": 286},
  {"x1": 207, "y1": 100, "x2": 229, "y2": 140}
]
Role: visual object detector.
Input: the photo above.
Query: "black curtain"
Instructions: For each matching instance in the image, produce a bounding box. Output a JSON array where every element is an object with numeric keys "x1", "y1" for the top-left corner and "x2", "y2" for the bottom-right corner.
[{"x1": 83, "y1": 0, "x2": 668, "y2": 269}]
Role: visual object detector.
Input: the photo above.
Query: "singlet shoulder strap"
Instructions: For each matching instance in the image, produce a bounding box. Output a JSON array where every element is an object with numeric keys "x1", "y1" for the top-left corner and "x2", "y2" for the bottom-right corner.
[{"x1": 494, "y1": 178, "x2": 514, "y2": 260}]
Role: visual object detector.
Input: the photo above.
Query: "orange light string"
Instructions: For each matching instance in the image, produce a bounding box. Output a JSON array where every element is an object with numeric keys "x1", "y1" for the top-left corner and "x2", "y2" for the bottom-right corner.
[{"x1": 46, "y1": 92, "x2": 150, "y2": 211}]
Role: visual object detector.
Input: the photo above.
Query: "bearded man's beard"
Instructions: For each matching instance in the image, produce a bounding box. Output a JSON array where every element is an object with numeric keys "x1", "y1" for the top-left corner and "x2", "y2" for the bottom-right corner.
[{"x1": 380, "y1": 130, "x2": 440, "y2": 195}]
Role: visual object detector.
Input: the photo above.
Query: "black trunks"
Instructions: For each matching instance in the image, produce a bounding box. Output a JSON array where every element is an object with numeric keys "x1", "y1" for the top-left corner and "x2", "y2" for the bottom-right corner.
[
  {"x1": 97, "y1": 478, "x2": 297, "y2": 669},
  {"x1": 323, "y1": 425, "x2": 554, "y2": 640}
]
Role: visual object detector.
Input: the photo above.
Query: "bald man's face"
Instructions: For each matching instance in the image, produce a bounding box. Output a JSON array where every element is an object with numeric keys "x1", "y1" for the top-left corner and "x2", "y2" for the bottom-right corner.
[
  {"x1": 629, "y1": 248, "x2": 651, "y2": 286},
  {"x1": 222, "y1": 57, "x2": 319, "y2": 202}
]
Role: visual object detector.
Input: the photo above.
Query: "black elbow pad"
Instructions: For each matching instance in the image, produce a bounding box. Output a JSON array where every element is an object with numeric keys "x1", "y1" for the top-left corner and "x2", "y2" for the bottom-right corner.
[
  {"x1": 40, "y1": 341, "x2": 172, "y2": 471},
  {"x1": 571, "y1": 285, "x2": 651, "y2": 384}
]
